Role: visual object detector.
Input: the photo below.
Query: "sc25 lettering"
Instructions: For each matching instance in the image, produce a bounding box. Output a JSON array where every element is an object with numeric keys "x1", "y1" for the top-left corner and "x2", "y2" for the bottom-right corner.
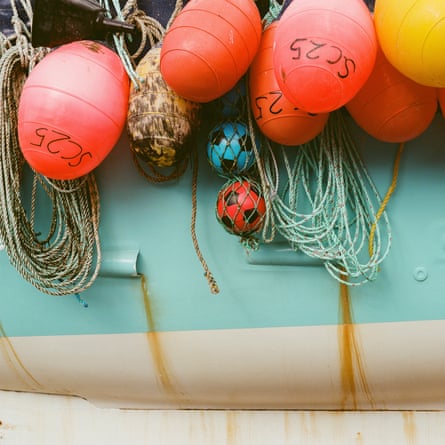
[
  {"x1": 289, "y1": 38, "x2": 356, "y2": 79},
  {"x1": 254, "y1": 90, "x2": 318, "y2": 120},
  {"x1": 30, "y1": 127, "x2": 93, "y2": 168}
]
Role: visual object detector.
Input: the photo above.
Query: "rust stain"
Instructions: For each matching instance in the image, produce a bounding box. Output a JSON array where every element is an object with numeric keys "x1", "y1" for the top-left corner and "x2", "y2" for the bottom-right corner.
[
  {"x1": 0, "y1": 322, "x2": 42, "y2": 390},
  {"x1": 308, "y1": 411, "x2": 320, "y2": 440},
  {"x1": 298, "y1": 412, "x2": 309, "y2": 437},
  {"x1": 283, "y1": 411, "x2": 291, "y2": 442},
  {"x1": 0, "y1": 420, "x2": 15, "y2": 430},
  {"x1": 226, "y1": 411, "x2": 238, "y2": 445},
  {"x1": 140, "y1": 274, "x2": 186, "y2": 404},
  {"x1": 338, "y1": 279, "x2": 375, "y2": 410},
  {"x1": 402, "y1": 411, "x2": 417, "y2": 445},
  {"x1": 199, "y1": 411, "x2": 212, "y2": 443}
]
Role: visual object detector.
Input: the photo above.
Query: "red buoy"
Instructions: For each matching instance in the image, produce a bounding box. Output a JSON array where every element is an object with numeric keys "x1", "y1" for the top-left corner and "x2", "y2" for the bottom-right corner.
[
  {"x1": 249, "y1": 22, "x2": 329, "y2": 146},
  {"x1": 160, "y1": 0, "x2": 262, "y2": 103},
  {"x1": 273, "y1": 0, "x2": 377, "y2": 113},
  {"x1": 346, "y1": 47, "x2": 438, "y2": 143},
  {"x1": 18, "y1": 40, "x2": 130, "y2": 180}
]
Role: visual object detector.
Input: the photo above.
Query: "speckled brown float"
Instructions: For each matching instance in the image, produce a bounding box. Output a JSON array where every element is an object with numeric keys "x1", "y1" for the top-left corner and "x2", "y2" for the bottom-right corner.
[{"x1": 127, "y1": 46, "x2": 201, "y2": 168}]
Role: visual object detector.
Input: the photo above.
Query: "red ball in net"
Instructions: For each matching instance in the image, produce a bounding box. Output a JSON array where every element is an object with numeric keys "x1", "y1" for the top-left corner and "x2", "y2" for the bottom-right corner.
[
  {"x1": 160, "y1": 0, "x2": 262, "y2": 103},
  {"x1": 346, "y1": 46, "x2": 438, "y2": 143},
  {"x1": 249, "y1": 22, "x2": 329, "y2": 146},
  {"x1": 216, "y1": 179, "x2": 266, "y2": 236},
  {"x1": 18, "y1": 40, "x2": 130, "y2": 180},
  {"x1": 273, "y1": 0, "x2": 377, "y2": 113}
]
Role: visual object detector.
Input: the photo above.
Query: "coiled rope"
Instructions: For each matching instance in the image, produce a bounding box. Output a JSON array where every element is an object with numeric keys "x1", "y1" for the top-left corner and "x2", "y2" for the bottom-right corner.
[{"x1": 0, "y1": 0, "x2": 101, "y2": 296}]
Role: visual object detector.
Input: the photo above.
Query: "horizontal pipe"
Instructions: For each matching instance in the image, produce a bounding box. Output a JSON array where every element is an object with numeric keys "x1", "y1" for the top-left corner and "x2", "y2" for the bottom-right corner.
[
  {"x1": 246, "y1": 243, "x2": 323, "y2": 267},
  {"x1": 99, "y1": 249, "x2": 140, "y2": 278}
]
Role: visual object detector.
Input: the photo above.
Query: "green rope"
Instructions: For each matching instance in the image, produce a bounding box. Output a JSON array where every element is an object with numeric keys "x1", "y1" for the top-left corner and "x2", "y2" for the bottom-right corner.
[
  {"x1": 101, "y1": 0, "x2": 184, "y2": 89},
  {"x1": 0, "y1": 2, "x2": 101, "y2": 296},
  {"x1": 262, "y1": 0, "x2": 283, "y2": 26},
  {"x1": 249, "y1": 107, "x2": 392, "y2": 285}
]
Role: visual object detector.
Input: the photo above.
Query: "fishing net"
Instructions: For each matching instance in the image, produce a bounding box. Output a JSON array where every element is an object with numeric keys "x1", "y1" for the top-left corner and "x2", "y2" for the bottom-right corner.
[{"x1": 248, "y1": 108, "x2": 392, "y2": 285}]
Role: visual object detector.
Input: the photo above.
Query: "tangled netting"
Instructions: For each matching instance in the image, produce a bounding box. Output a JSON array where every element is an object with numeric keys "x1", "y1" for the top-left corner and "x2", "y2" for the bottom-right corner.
[
  {"x1": 247, "y1": 107, "x2": 392, "y2": 286},
  {"x1": 0, "y1": 0, "x2": 101, "y2": 296}
]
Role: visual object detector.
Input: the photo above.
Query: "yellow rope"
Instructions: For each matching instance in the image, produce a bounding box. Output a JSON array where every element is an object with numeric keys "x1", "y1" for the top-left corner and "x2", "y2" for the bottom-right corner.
[{"x1": 368, "y1": 142, "x2": 405, "y2": 258}]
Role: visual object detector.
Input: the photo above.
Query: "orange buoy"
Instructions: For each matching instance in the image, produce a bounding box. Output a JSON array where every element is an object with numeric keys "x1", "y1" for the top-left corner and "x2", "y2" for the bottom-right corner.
[
  {"x1": 18, "y1": 40, "x2": 129, "y2": 180},
  {"x1": 273, "y1": 0, "x2": 377, "y2": 113},
  {"x1": 160, "y1": 0, "x2": 262, "y2": 103},
  {"x1": 346, "y1": 47, "x2": 438, "y2": 143},
  {"x1": 249, "y1": 22, "x2": 329, "y2": 146}
]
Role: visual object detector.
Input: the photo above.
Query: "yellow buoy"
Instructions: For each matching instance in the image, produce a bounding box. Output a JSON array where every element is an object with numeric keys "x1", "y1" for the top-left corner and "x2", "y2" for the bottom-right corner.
[{"x1": 374, "y1": 0, "x2": 445, "y2": 87}]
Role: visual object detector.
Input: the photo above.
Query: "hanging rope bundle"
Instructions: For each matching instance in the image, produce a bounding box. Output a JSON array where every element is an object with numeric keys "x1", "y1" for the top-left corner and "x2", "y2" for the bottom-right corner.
[
  {"x1": 250, "y1": 109, "x2": 392, "y2": 285},
  {"x1": 0, "y1": 1, "x2": 101, "y2": 296}
]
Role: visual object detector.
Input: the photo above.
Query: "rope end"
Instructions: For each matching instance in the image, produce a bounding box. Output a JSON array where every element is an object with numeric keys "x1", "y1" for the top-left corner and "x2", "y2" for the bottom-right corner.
[
  {"x1": 75, "y1": 293, "x2": 89, "y2": 308},
  {"x1": 205, "y1": 272, "x2": 220, "y2": 295}
]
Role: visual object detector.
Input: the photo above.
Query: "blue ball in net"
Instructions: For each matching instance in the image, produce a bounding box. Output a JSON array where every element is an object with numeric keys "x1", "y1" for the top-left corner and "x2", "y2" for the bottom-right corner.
[{"x1": 206, "y1": 121, "x2": 257, "y2": 176}]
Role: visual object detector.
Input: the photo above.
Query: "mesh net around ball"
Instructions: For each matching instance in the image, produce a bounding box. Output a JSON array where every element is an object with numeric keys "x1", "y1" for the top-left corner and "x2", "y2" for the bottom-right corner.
[
  {"x1": 216, "y1": 177, "x2": 266, "y2": 237},
  {"x1": 207, "y1": 120, "x2": 258, "y2": 177}
]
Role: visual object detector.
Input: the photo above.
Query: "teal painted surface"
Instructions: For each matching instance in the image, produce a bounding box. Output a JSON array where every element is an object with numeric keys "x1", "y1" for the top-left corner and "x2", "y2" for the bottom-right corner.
[{"x1": 2, "y1": 115, "x2": 445, "y2": 337}]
